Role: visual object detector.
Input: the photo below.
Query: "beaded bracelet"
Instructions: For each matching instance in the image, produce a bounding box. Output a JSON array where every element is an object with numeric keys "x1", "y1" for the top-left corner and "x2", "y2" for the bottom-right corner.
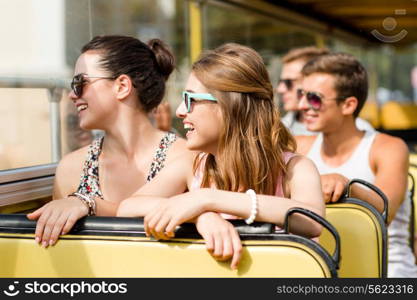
[
  {"x1": 245, "y1": 189, "x2": 258, "y2": 225},
  {"x1": 68, "y1": 192, "x2": 97, "y2": 216}
]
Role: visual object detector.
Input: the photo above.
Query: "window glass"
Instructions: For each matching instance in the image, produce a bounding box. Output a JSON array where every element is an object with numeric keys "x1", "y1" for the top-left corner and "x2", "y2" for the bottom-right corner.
[
  {"x1": 0, "y1": 0, "x2": 67, "y2": 170},
  {"x1": 203, "y1": 2, "x2": 416, "y2": 110},
  {"x1": 1, "y1": 0, "x2": 415, "y2": 172},
  {"x1": 0, "y1": 0, "x2": 188, "y2": 170},
  {"x1": 203, "y1": 2, "x2": 318, "y2": 104},
  {"x1": 0, "y1": 88, "x2": 51, "y2": 170}
]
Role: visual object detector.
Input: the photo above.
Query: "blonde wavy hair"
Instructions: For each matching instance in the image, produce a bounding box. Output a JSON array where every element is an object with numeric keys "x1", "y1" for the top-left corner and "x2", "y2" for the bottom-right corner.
[{"x1": 193, "y1": 43, "x2": 296, "y2": 195}]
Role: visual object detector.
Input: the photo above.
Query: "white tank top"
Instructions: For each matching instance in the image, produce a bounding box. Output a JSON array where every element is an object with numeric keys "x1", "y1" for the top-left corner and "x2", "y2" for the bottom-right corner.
[
  {"x1": 307, "y1": 130, "x2": 417, "y2": 277},
  {"x1": 307, "y1": 130, "x2": 376, "y2": 181}
]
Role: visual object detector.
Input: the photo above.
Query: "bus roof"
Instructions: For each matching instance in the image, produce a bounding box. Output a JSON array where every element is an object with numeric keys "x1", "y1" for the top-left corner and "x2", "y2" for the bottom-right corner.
[{"x1": 265, "y1": 0, "x2": 417, "y2": 47}]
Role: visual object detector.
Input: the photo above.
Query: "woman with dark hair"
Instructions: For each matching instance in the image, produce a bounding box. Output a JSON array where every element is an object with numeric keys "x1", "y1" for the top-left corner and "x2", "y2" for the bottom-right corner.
[
  {"x1": 117, "y1": 43, "x2": 324, "y2": 269},
  {"x1": 28, "y1": 35, "x2": 187, "y2": 247}
]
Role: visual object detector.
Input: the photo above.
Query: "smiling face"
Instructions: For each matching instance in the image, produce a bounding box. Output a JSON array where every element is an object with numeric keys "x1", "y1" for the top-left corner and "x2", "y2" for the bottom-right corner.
[
  {"x1": 276, "y1": 59, "x2": 305, "y2": 112},
  {"x1": 299, "y1": 73, "x2": 345, "y2": 132},
  {"x1": 68, "y1": 51, "x2": 116, "y2": 130},
  {"x1": 176, "y1": 73, "x2": 223, "y2": 155}
]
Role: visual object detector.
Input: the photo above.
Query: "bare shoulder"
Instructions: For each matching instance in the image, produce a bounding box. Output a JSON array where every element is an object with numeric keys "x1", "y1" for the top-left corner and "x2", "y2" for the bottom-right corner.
[
  {"x1": 287, "y1": 154, "x2": 319, "y2": 176},
  {"x1": 53, "y1": 145, "x2": 89, "y2": 198},
  {"x1": 169, "y1": 135, "x2": 187, "y2": 152},
  {"x1": 285, "y1": 155, "x2": 320, "y2": 189},
  {"x1": 57, "y1": 146, "x2": 89, "y2": 175},
  {"x1": 372, "y1": 133, "x2": 409, "y2": 159},
  {"x1": 165, "y1": 135, "x2": 189, "y2": 164},
  {"x1": 163, "y1": 139, "x2": 198, "y2": 174},
  {"x1": 284, "y1": 154, "x2": 324, "y2": 213},
  {"x1": 133, "y1": 147, "x2": 196, "y2": 197},
  {"x1": 294, "y1": 135, "x2": 317, "y2": 155}
]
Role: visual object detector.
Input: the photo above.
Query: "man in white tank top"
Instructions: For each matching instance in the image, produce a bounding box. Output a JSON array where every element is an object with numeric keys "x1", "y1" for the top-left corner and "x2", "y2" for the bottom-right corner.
[{"x1": 295, "y1": 53, "x2": 417, "y2": 278}]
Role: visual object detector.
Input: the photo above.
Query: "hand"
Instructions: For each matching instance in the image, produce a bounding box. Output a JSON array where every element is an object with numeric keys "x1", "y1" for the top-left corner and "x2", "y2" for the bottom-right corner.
[
  {"x1": 320, "y1": 173, "x2": 349, "y2": 203},
  {"x1": 27, "y1": 196, "x2": 89, "y2": 247},
  {"x1": 196, "y1": 212, "x2": 242, "y2": 270},
  {"x1": 144, "y1": 191, "x2": 208, "y2": 240}
]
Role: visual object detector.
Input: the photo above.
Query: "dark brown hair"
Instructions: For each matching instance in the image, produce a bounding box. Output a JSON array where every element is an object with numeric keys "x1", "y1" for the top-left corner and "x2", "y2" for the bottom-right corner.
[
  {"x1": 81, "y1": 35, "x2": 175, "y2": 112},
  {"x1": 301, "y1": 52, "x2": 368, "y2": 117},
  {"x1": 193, "y1": 43, "x2": 296, "y2": 195}
]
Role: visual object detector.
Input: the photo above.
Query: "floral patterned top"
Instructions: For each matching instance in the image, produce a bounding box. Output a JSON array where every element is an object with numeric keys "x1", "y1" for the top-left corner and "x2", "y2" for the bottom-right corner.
[{"x1": 76, "y1": 132, "x2": 177, "y2": 199}]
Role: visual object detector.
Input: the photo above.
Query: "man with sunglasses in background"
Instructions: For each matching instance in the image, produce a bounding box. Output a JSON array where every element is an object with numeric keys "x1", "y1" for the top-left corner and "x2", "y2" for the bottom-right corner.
[
  {"x1": 277, "y1": 47, "x2": 330, "y2": 135},
  {"x1": 295, "y1": 52, "x2": 417, "y2": 278},
  {"x1": 277, "y1": 46, "x2": 373, "y2": 135}
]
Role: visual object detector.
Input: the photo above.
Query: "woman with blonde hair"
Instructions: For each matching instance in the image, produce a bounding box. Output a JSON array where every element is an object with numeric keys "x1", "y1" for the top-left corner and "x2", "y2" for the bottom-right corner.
[{"x1": 118, "y1": 43, "x2": 324, "y2": 269}]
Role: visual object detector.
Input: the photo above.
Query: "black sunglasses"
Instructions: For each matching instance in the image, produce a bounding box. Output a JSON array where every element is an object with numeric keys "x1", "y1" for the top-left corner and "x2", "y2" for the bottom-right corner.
[
  {"x1": 278, "y1": 78, "x2": 297, "y2": 90},
  {"x1": 296, "y1": 89, "x2": 323, "y2": 111},
  {"x1": 71, "y1": 73, "x2": 116, "y2": 97}
]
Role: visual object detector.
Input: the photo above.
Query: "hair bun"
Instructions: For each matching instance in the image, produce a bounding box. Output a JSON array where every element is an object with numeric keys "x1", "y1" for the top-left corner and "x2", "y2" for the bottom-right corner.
[{"x1": 148, "y1": 39, "x2": 175, "y2": 80}]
